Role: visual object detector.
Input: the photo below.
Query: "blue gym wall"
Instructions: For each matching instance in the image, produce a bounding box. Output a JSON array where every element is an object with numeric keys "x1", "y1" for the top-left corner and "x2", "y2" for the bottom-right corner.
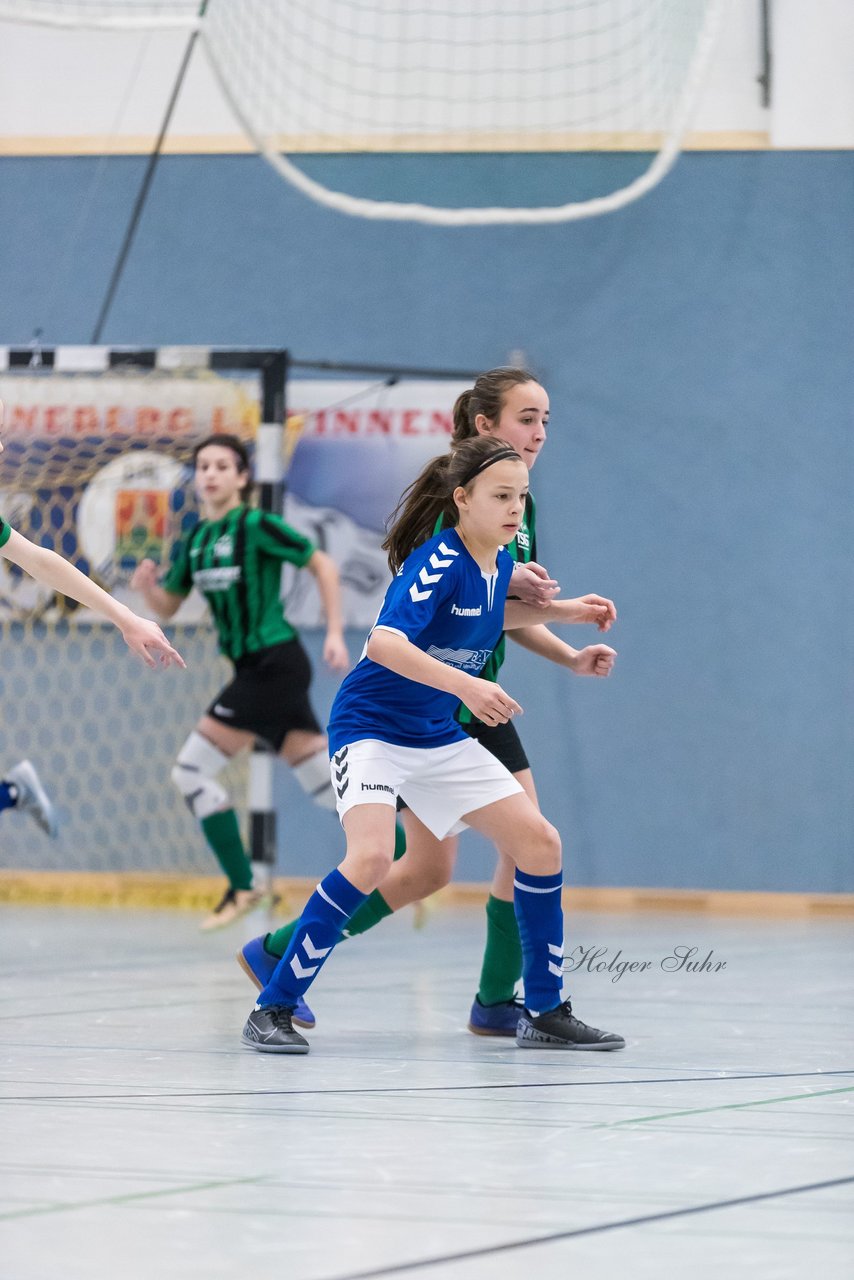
[{"x1": 1, "y1": 150, "x2": 852, "y2": 892}]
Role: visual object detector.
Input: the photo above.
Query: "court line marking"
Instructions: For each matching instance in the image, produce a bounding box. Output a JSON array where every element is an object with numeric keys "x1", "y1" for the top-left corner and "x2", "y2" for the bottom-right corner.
[
  {"x1": 0, "y1": 1175, "x2": 265, "y2": 1222},
  {"x1": 316, "y1": 1174, "x2": 854, "y2": 1279},
  {"x1": 590, "y1": 1083, "x2": 854, "y2": 1128},
  {"x1": 1, "y1": 1068, "x2": 852, "y2": 1104}
]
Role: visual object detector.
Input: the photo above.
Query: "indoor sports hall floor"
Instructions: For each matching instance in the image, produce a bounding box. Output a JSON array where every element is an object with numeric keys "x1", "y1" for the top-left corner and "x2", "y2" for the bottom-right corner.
[{"x1": 1, "y1": 902, "x2": 852, "y2": 1280}]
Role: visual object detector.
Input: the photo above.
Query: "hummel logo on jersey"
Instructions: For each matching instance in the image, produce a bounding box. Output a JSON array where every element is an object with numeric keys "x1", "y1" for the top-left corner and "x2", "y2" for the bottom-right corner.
[
  {"x1": 451, "y1": 603, "x2": 481, "y2": 616},
  {"x1": 214, "y1": 534, "x2": 233, "y2": 559},
  {"x1": 408, "y1": 542, "x2": 459, "y2": 603}
]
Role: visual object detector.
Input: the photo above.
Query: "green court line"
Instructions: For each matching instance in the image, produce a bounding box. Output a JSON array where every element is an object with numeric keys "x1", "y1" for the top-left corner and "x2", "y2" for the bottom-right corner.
[
  {"x1": 590, "y1": 1083, "x2": 854, "y2": 1129},
  {"x1": 0, "y1": 1174, "x2": 265, "y2": 1221}
]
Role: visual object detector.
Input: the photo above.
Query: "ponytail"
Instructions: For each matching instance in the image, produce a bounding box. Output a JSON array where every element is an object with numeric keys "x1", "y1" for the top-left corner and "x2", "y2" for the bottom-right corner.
[{"x1": 383, "y1": 436, "x2": 521, "y2": 575}]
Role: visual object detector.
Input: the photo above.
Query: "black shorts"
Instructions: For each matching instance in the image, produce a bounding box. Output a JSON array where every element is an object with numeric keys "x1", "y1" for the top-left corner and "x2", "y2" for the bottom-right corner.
[
  {"x1": 460, "y1": 716, "x2": 530, "y2": 774},
  {"x1": 396, "y1": 716, "x2": 529, "y2": 813},
  {"x1": 206, "y1": 639, "x2": 322, "y2": 752}
]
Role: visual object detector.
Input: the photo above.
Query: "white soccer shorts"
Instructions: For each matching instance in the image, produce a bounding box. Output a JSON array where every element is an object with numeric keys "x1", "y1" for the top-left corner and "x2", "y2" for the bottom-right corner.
[{"x1": 330, "y1": 736, "x2": 523, "y2": 840}]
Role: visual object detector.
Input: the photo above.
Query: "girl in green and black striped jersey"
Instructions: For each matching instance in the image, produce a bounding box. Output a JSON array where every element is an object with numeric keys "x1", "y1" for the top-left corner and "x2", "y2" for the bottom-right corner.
[
  {"x1": 132, "y1": 434, "x2": 349, "y2": 935},
  {"x1": 253, "y1": 369, "x2": 617, "y2": 1038}
]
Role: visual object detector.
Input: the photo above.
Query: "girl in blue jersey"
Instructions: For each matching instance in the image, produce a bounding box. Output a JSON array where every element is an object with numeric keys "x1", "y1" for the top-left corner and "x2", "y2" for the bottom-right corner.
[
  {"x1": 241, "y1": 434, "x2": 623, "y2": 1054},
  {"x1": 240, "y1": 368, "x2": 618, "y2": 1041}
]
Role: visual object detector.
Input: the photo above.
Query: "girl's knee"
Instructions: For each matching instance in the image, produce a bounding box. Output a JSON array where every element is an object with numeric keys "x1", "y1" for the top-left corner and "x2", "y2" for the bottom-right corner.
[
  {"x1": 343, "y1": 845, "x2": 394, "y2": 889},
  {"x1": 410, "y1": 859, "x2": 453, "y2": 896},
  {"x1": 515, "y1": 816, "x2": 562, "y2": 876},
  {"x1": 539, "y1": 819, "x2": 562, "y2": 872}
]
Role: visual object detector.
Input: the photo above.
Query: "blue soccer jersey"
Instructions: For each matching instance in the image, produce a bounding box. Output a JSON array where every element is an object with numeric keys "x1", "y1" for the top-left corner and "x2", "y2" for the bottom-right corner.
[{"x1": 328, "y1": 527, "x2": 514, "y2": 753}]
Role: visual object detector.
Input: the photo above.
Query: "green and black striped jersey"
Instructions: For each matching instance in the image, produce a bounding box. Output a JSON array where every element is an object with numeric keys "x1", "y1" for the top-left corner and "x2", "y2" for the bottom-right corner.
[
  {"x1": 0, "y1": 516, "x2": 11, "y2": 549},
  {"x1": 435, "y1": 491, "x2": 538, "y2": 723},
  {"x1": 162, "y1": 505, "x2": 315, "y2": 662}
]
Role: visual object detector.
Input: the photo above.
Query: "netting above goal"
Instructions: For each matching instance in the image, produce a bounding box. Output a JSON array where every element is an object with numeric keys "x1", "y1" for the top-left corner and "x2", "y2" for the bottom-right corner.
[
  {"x1": 4, "y1": 0, "x2": 726, "y2": 224},
  {"x1": 204, "y1": 0, "x2": 727, "y2": 224}
]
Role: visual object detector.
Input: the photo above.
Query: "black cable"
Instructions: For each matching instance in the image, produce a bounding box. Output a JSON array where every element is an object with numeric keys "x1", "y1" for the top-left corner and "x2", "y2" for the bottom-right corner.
[{"x1": 90, "y1": 2, "x2": 208, "y2": 342}]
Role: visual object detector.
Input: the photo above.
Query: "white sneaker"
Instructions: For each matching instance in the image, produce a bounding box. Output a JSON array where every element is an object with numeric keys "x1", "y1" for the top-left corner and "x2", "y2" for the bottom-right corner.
[{"x1": 5, "y1": 760, "x2": 58, "y2": 838}]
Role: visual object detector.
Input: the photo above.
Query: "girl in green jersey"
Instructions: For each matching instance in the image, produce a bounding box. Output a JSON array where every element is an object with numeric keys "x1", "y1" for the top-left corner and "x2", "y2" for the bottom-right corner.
[{"x1": 132, "y1": 434, "x2": 349, "y2": 937}]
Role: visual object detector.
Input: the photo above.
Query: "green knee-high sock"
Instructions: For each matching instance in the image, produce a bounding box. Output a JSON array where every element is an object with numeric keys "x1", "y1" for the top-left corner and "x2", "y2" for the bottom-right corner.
[
  {"x1": 477, "y1": 894, "x2": 523, "y2": 1006},
  {"x1": 344, "y1": 890, "x2": 393, "y2": 937},
  {"x1": 264, "y1": 889, "x2": 393, "y2": 959},
  {"x1": 200, "y1": 809, "x2": 254, "y2": 892}
]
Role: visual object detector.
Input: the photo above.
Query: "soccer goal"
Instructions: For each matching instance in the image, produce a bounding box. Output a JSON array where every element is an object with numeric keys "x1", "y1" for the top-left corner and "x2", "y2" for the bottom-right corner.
[{"x1": 0, "y1": 346, "x2": 287, "y2": 892}]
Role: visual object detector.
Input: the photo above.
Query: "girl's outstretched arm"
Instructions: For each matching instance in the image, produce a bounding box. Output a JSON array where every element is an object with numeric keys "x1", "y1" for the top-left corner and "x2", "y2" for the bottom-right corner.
[
  {"x1": 504, "y1": 593, "x2": 616, "y2": 632},
  {"x1": 5, "y1": 532, "x2": 185, "y2": 669},
  {"x1": 509, "y1": 625, "x2": 617, "y2": 677}
]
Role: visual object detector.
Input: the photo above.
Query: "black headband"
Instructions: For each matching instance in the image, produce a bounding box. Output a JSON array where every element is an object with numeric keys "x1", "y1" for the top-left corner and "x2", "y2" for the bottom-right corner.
[{"x1": 458, "y1": 447, "x2": 523, "y2": 488}]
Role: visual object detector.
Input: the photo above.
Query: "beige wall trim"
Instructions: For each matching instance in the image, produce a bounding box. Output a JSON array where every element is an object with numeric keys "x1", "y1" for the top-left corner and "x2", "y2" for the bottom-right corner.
[
  {"x1": 0, "y1": 131, "x2": 773, "y2": 158},
  {"x1": 0, "y1": 871, "x2": 851, "y2": 918}
]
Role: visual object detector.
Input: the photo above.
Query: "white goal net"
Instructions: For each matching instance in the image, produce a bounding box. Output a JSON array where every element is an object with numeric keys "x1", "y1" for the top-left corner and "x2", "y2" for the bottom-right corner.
[{"x1": 2, "y1": 0, "x2": 727, "y2": 223}]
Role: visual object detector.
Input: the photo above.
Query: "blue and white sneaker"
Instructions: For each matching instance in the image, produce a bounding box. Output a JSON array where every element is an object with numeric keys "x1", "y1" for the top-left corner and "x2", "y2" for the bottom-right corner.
[
  {"x1": 237, "y1": 936, "x2": 316, "y2": 1029},
  {"x1": 467, "y1": 994, "x2": 525, "y2": 1037},
  {"x1": 6, "y1": 760, "x2": 58, "y2": 838}
]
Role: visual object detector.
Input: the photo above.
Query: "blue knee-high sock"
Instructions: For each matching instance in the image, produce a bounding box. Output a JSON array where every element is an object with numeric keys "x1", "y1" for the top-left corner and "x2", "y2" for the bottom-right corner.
[
  {"x1": 513, "y1": 868, "x2": 564, "y2": 1014},
  {"x1": 257, "y1": 868, "x2": 367, "y2": 1008},
  {"x1": 0, "y1": 782, "x2": 16, "y2": 814}
]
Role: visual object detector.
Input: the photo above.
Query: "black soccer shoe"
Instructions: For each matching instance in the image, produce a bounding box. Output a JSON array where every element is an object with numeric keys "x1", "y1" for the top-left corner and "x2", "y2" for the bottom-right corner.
[
  {"x1": 241, "y1": 1004, "x2": 310, "y2": 1054},
  {"x1": 516, "y1": 1000, "x2": 625, "y2": 1050}
]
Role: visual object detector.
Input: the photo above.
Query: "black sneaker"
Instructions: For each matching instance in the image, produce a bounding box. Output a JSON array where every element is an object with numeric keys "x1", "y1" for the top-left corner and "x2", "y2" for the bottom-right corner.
[
  {"x1": 516, "y1": 1000, "x2": 625, "y2": 1051},
  {"x1": 241, "y1": 1004, "x2": 310, "y2": 1054}
]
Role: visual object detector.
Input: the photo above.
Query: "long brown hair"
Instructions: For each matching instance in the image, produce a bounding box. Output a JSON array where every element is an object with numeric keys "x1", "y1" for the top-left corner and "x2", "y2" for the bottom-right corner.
[
  {"x1": 452, "y1": 366, "x2": 542, "y2": 443},
  {"x1": 382, "y1": 436, "x2": 522, "y2": 575}
]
